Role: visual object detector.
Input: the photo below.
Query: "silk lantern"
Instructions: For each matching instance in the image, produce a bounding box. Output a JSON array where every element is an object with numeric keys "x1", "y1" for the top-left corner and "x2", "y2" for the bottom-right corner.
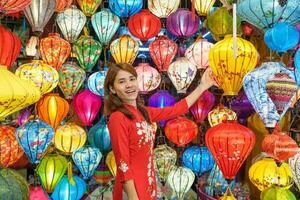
[
  {"x1": 208, "y1": 105, "x2": 237, "y2": 127},
  {"x1": 261, "y1": 186, "x2": 296, "y2": 200},
  {"x1": 54, "y1": 123, "x2": 87, "y2": 154},
  {"x1": 135, "y1": 63, "x2": 161, "y2": 93},
  {"x1": 91, "y1": 9, "x2": 120, "y2": 45},
  {"x1": 29, "y1": 186, "x2": 49, "y2": 200},
  {"x1": 109, "y1": 0, "x2": 143, "y2": 18},
  {"x1": 15, "y1": 119, "x2": 54, "y2": 164},
  {"x1": 55, "y1": 0, "x2": 72, "y2": 12},
  {"x1": 149, "y1": 35, "x2": 178, "y2": 72},
  {"x1": 209, "y1": 35, "x2": 259, "y2": 96},
  {"x1": 295, "y1": 48, "x2": 300, "y2": 86},
  {"x1": 106, "y1": 151, "x2": 116, "y2": 176},
  {"x1": 190, "y1": 90, "x2": 215, "y2": 123},
  {"x1": 241, "y1": 22, "x2": 254, "y2": 37},
  {"x1": 110, "y1": 35, "x2": 139, "y2": 64},
  {"x1": 87, "y1": 68, "x2": 108, "y2": 97},
  {"x1": 56, "y1": 5, "x2": 87, "y2": 43},
  {"x1": 194, "y1": 0, "x2": 216, "y2": 16},
  {"x1": 58, "y1": 62, "x2": 86, "y2": 100},
  {"x1": 36, "y1": 93, "x2": 69, "y2": 129},
  {"x1": 39, "y1": 33, "x2": 71, "y2": 70},
  {"x1": 0, "y1": 25, "x2": 21, "y2": 69},
  {"x1": 0, "y1": 0, "x2": 31, "y2": 14},
  {"x1": 93, "y1": 161, "x2": 113, "y2": 185},
  {"x1": 76, "y1": 0, "x2": 102, "y2": 16},
  {"x1": 148, "y1": 0, "x2": 180, "y2": 18},
  {"x1": 230, "y1": 91, "x2": 254, "y2": 125},
  {"x1": 36, "y1": 154, "x2": 68, "y2": 193},
  {"x1": 205, "y1": 121, "x2": 256, "y2": 180},
  {"x1": 289, "y1": 150, "x2": 300, "y2": 191},
  {"x1": 17, "y1": 108, "x2": 32, "y2": 126}
]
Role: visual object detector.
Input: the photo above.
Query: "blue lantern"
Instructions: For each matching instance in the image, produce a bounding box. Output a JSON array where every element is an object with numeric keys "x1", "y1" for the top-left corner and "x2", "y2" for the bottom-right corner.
[
  {"x1": 88, "y1": 116, "x2": 111, "y2": 154},
  {"x1": 294, "y1": 48, "x2": 300, "y2": 86},
  {"x1": 109, "y1": 0, "x2": 143, "y2": 18},
  {"x1": 51, "y1": 175, "x2": 86, "y2": 200},
  {"x1": 15, "y1": 119, "x2": 54, "y2": 164},
  {"x1": 182, "y1": 146, "x2": 214, "y2": 176},
  {"x1": 87, "y1": 68, "x2": 108, "y2": 97},
  {"x1": 281, "y1": 0, "x2": 300, "y2": 26}
]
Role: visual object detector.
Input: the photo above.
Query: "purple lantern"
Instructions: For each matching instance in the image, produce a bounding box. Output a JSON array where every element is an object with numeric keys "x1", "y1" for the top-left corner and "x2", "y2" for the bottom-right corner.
[
  {"x1": 166, "y1": 9, "x2": 200, "y2": 38},
  {"x1": 17, "y1": 107, "x2": 32, "y2": 126},
  {"x1": 190, "y1": 90, "x2": 215, "y2": 123},
  {"x1": 148, "y1": 90, "x2": 176, "y2": 126},
  {"x1": 230, "y1": 91, "x2": 254, "y2": 125}
]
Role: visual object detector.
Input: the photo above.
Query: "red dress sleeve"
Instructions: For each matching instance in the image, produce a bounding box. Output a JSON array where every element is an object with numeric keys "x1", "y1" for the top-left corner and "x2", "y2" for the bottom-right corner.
[
  {"x1": 108, "y1": 111, "x2": 134, "y2": 182},
  {"x1": 146, "y1": 98, "x2": 189, "y2": 122}
]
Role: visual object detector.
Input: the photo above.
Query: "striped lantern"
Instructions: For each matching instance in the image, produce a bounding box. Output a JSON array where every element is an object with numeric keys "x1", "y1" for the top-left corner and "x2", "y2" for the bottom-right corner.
[
  {"x1": 76, "y1": 0, "x2": 102, "y2": 16},
  {"x1": 93, "y1": 161, "x2": 113, "y2": 185},
  {"x1": 194, "y1": 0, "x2": 216, "y2": 16},
  {"x1": 0, "y1": 0, "x2": 32, "y2": 14}
]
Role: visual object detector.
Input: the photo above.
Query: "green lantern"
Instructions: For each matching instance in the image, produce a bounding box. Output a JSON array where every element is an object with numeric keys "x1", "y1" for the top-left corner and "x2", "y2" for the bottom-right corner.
[
  {"x1": 36, "y1": 154, "x2": 68, "y2": 193},
  {"x1": 73, "y1": 36, "x2": 102, "y2": 71},
  {"x1": 260, "y1": 186, "x2": 296, "y2": 200}
]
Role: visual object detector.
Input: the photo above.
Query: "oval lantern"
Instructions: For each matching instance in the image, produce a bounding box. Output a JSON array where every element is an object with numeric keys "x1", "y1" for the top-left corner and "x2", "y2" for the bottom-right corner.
[
  {"x1": 29, "y1": 186, "x2": 49, "y2": 200},
  {"x1": 167, "y1": 57, "x2": 197, "y2": 93},
  {"x1": 289, "y1": 150, "x2": 300, "y2": 191},
  {"x1": 55, "y1": 0, "x2": 72, "y2": 12},
  {"x1": 58, "y1": 62, "x2": 86, "y2": 100},
  {"x1": 93, "y1": 161, "x2": 113, "y2": 185},
  {"x1": 106, "y1": 151, "x2": 116, "y2": 176},
  {"x1": 230, "y1": 91, "x2": 254, "y2": 125},
  {"x1": 208, "y1": 105, "x2": 237, "y2": 127},
  {"x1": 36, "y1": 93, "x2": 70, "y2": 129},
  {"x1": 194, "y1": 0, "x2": 216, "y2": 16},
  {"x1": 76, "y1": 0, "x2": 102, "y2": 16},
  {"x1": 148, "y1": 0, "x2": 180, "y2": 18},
  {"x1": 190, "y1": 90, "x2": 215, "y2": 123},
  {"x1": 261, "y1": 186, "x2": 296, "y2": 200},
  {"x1": 110, "y1": 35, "x2": 139, "y2": 64},
  {"x1": 36, "y1": 154, "x2": 68, "y2": 193},
  {"x1": 54, "y1": 123, "x2": 87, "y2": 154},
  {"x1": 91, "y1": 9, "x2": 120, "y2": 45},
  {"x1": 149, "y1": 35, "x2": 178, "y2": 72},
  {"x1": 135, "y1": 63, "x2": 161, "y2": 93},
  {"x1": 205, "y1": 121, "x2": 256, "y2": 181},
  {"x1": 0, "y1": 0, "x2": 32, "y2": 14},
  {"x1": 15, "y1": 119, "x2": 54, "y2": 164},
  {"x1": 39, "y1": 33, "x2": 71, "y2": 70},
  {"x1": 87, "y1": 68, "x2": 108, "y2": 97},
  {"x1": 109, "y1": 0, "x2": 143, "y2": 18}
]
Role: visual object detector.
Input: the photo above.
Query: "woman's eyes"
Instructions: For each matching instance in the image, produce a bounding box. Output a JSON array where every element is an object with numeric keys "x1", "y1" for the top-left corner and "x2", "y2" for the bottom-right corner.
[{"x1": 130, "y1": 77, "x2": 136, "y2": 81}]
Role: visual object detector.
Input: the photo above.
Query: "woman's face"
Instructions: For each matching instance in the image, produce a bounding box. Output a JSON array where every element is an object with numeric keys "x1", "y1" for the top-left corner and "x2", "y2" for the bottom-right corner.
[{"x1": 110, "y1": 69, "x2": 139, "y2": 106}]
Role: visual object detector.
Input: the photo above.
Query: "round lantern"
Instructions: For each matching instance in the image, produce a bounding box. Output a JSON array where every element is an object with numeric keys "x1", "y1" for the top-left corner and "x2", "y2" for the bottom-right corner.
[
  {"x1": 230, "y1": 91, "x2": 254, "y2": 124},
  {"x1": 167, "y1": 57, "x2": 197, "y2": 93},
  {"x1": 261, "y1": 186, "x2": 296, "y2": 200},
  {"x1": 241, "y1": 22, "x2": 254, "y2": 37},
  {"x1": 109, "y1": 0, "x2": 143, "y2": 18},
  {"x1": 165, "y1": 117, "x2": 198, "y2": 147},
  {"x1": 110, "y1": 35, "x2": 139, "y2": 64},
  {"x1": 194, "y1": 0, "x2": 216, "y2": 16},
  {"x1": 55, "y1": 0, "x2": 72, "y2": 12},
  {"x1": 15, "y1": 60, "x2": 59, "y2": 95},
  {"x1": 166, "y1": 9, "x2": 200, "y2": 38},
  {"x1": 56, "y1": 5, "x2": 87, "y2": 43},
  {"x1": 209, "y1": 35, "x2": 259, "y2": 96},
  {"x1": 135, "y1": 63, "x2": 161, "y2": 93},
  {"x1": 87, "y1": 68, "x2": 108, "y2": 97},
  {"x1": 15, "y1": 119, "x2": 54, "y2": 164},
  {"x1": 76, "y1": 0, "x2": 102, "y2": 16},
  {"x1": 29, "y1": 186, "x2": 49, "y2": 200},
  {"x1": 106, "y1": 151, "x2": 116, "y2": 176},
  {"x1": 58, "y1": 62, "x2": 86, "y2": 100},
  {"x1": 208, "y1": 105, "x2": 237, "y2": 127},
  {"x1": 91, "y1": 9, "x2": 120, "y2": 45},
  {"x1": 148, "y1": 0, "x2": 180, "y2": 18},
  {"x1": 36, "y1": 154, "x2": 68, "y2": 193},
  {"x1": 39, "y1": 33, "x2": 71, "y2": 70},
  {"x1": 36, "y1": 93, "x2": 69, "y2": 129},
  {"x1": 17, "y1": 107, "x2": 32, "y2": 126},
  {"x1": 205, "y1": 121, "x2": 256, "y2": 180},
  {"x1": 190, "y1": 90, "x2": 215, "y2": 123},
  {"x1": 0, "y1": 0, "x2": 32, "y2": 14},
  {"x1": 149, "y1": 35, "x2": 178, "y2": 72},
  {"x1": 54, "y1": 123, "x2": 87, "y2": 154},
  {"x1": 93, "y1": 161, "x2": 113, "y2": 185},
  {"x1": 289, "y1": 150, "x2": 300, "y2": 191}
]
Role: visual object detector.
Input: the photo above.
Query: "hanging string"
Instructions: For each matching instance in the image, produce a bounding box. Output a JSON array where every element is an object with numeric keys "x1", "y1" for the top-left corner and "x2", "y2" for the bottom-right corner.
[{"x1": 233, "y1": 0, "x2": 237, "y2": 59}]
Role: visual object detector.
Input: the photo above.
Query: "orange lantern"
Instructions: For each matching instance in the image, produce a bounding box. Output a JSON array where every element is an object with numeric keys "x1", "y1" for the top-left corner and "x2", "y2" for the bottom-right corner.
[
  {"x1": 36, "y1": 93, "x2": 69, "y2": 129},
  {"x1": 0, "y1": 0, "x2": 32, "y2": 14},
  {"x1": 76, "y1": 0, "x2": 102, "y2": 16},
  {"x1": 55, "y1": 0, "x2": 72, "y2": 12}
]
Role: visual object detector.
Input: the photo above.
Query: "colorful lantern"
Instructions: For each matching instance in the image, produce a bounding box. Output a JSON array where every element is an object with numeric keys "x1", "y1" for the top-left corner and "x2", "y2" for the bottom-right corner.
[
  {"x1": 0, "y1": 0, "x2": 32, "y2": 14},
  {"x1": 230, "y1": 91, "x2": 254, "y2": 124},
  {"x1": 205, "y1": 121, "x2": 256, "y2": 180},
  {"x1": 36, "y1": 93, "x2": 70, "y2": 129},
  {"x1": 15, "y1": 60, "x2": 59, "y2": 95},
  {"x1": 190, "y1": 90, "x2": 215, "y2": 123},
  {"x1": 167, "y1": 57, "x2": 197, "y2": 93},
  {"x1": 289, "y1": 150, "x2": 300, "y2": 191},
  {"x1": 149, "y1": 35, "x2": 178, "y2": 72},
  {"x1": 109, "y1": 0, "x2": 143, "y2": 18},
  {"x1": 209, "y1": 35, "x2": 258, "y2": 96},
  {"x1": 166, "y1": 9, "x2": 200, "y2": 38},
  {"x1": 261, "y1": 186, "x2": 296, "y2": 200},
  {"x1": 56, "y1": 5, "x2": 87, "y2": 43},
  {"x1": 194, "y1": 0, "x2": 216, "y2": 16},
  {"x1": 241, "y1": 22, "x2": 254, "y2": 37},
  {"x1": 17, "y1": 107, "x2": 32, "y2": 126},
  {"x1": 36, "y1": 154, "x2": 68, "y2": 193},
  {"x1": 110, "y1": 35, "x2": 139, "y2": 64},
  {"x1": 135, "y1": 63, "x2": 161, "y2": 93},
  {"x1": 295, "y1": 48, "x2": 300, "y2": 86},
  {"x1": 93, "y1": 161, "x2": 113, "y2": 185},
  {"x1": 0, "y1": 25, "x2": 22, "y2": 69},
  {"x1": 87, "y1": 68, "x2": 107, "y2": 97},
  {"x1": 58, "y1": 62, "x2": 86, "y2": 99},
  {"x1": 55, "y1": 0, "x2": 72, "y2": 12},
  {"x1": 148, "y1": 0, "x2": 180, "y2": 18},
  {"x1": 91, "y1": 9, "x2": 120, "y2": 45},
  {"x1": 29, "y1": 186, "x2": 49, "y2": 200},
  {"x1": 208, "y1": 105, "x2": 237, "y2": 127},
  {"x1": 76, "y1": 0, "x2": 102, "y2": 16},
  {"x1": 106, "y1": 151, "x2": 116, "y2": 176},
  {"x1": 39, "y1": 33, "x2": 71, "y2": 70}
]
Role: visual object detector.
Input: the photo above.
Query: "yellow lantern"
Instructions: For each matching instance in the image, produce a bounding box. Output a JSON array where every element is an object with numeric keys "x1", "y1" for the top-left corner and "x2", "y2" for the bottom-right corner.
[
  {"x1": 76, "y1": 0, "x2": 102, "y2": 16},
  {"x1": 209, "y1": 35, "x2": 259, "y2": 96},
  {"x1": 54, "y1": 123, "x2": 87, "y2": 154},
  {"x1": 260, "y1": 186, "x2": 296, "y2": 200},
  {"x1": 194, "y1": 0, "x2": 216, "y2": 16},
  {"x1": 106, "y1": 151, "x2": 116, "y2": 177},
  {"x1": 208, "y1": 105, "x2": 237, "y2": 127},
  {"x1": 110, "y1": 35, "x2": 139, "y2": 64},
  {"x1": 0, "y1": 67, "x2": 41, "y2": 120}
]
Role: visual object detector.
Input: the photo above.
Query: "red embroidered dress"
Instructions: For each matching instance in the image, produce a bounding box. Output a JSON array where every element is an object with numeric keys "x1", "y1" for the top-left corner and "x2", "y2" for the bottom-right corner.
[{"x1": 108, "y1": 99, "x2": 189, "y2": 200}]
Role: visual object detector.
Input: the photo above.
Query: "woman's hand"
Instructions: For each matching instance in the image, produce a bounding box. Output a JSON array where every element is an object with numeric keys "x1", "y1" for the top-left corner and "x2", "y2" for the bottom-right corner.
[{"x1": 199, "y1": 68, "x2": 219, "y2": 91}]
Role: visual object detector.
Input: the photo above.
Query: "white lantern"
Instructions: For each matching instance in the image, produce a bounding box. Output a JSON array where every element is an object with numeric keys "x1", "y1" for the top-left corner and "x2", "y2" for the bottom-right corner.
[
  {"x1": 289, "y1": 150, "x2": 300, "y2": 191},
  {"x1": 135, "y1": 63, "x2": 161, "y2": 94},
  {"x1": 148, "y1": 0, "x2": 180, "y2": 18}
]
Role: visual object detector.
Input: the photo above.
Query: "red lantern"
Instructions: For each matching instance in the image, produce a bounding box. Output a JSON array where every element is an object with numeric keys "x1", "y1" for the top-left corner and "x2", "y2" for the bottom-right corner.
[
  {"x1": 0, "y1": 0, "x2": 32, "y2": 14},
  {"x1": 205, "y1": 121, "x2": 256, "y2": 180},
  {"x1": 29, "y1": 186, "x2": 49, "y2": 200},
  {"x1": 149, "y1": 35, "x2": 178, "y2": 72},
  {"x1": 165, "y1": 117, "x2": 198, "y2": 147},
  {"x1": 241, "y1": 22, "x2": 253, "y2": 37},
  {"x1": 190, "y1": 90, "x2": 215, "y2": 123},
  {"x1": 0, "y1": 25, "x2": 21, "y2": 69},
  {"x1": 55, "y1": 0, "x2": 72, "y2": 12},
  {"x1": 128, "y1": 9, "x2": 161, "y2": 41}
]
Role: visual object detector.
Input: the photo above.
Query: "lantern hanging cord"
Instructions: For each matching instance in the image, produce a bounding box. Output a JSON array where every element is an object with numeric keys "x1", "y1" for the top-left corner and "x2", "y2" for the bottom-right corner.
[{"x1": 233, "y1": 0, "x2": 237, "y2": 60}]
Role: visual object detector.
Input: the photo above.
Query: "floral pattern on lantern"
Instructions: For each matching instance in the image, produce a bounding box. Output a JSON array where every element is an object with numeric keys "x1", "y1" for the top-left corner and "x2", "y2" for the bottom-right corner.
[
  {"x1": 109, "y1": 0, "x2": 143, "y2": 18},
  {"x1": 87, "y1": 69, "x2": 107, "y2": 97},
  {"x1": 148, "y1": 0, "x2": 180, "y2": 18},
  {"x1": 0, "y1": 0, "x2": 32, "y2": 14},
  {"x1": 135, "y1": 63, "x2": 161, "y2": 94},
  {"x1": 190, "y1": 90, "x2": 215, "y2": 123},
  {"x1": 76, "y1": 0, "x2": 102, "y2": 16},
  {"x1": 208, "y1": 105, "x2": 237, "y2": 127},
  {"x1": 194, "y1": 0, "x2": 216, "y2": 16}
]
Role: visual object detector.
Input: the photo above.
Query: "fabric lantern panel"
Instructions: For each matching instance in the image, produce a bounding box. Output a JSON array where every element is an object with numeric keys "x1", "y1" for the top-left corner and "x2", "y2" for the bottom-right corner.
[
  {"x1": 106, "y1": 151, "x2": 116, "y2": 176},
  {"x1": 289, "y1": 150, "x2": 300, "y2": 191},
  {"x1": 109, "y1": 0, "x2": 143, "y2": 18},
  {"x1": 294, "y1": 48, "x2": 300, "y2": 86},
  {"x1": 0, "y1": 0, "x2": 32, "y2": 14},
  {"x1": 230, "y1": 91, "x2": 254, "y2": 125},
  {"x1": 29, "y1": 186, "x2": 49, "y2": 200},
  {"x1": 260, "y1": 186, "x2": 296, "y2": 200},
  {"x1": 194, "y1": 0, "x2": 216, "y2": 16},
  {"x1": 208, "y1": 105, "x2": 237, "y2": 127},
  {"x1": 190, "y1": 90, "x2": 215, "y2": 123},
  {"x1": 17, "y1": 107, "x2": 32, "y2": 126},
  {"x1": 135, "y1": 63, "x2": 161, "y2": 93},
  {"x1": 55, "y1": 0, "x2": 72, "y2": 12},
  {"x1": 76, "y1": 0, "x2": 102, "y2": 16},
  {"x1": 93, "y1": 161, "x2": 113, "y2": 185},
  {"x1": 87, "y1": 69, "x2": 107, "y2": 97},
  {"x1": 148, "y1": 0, "x2": 180, "y2": 18}
]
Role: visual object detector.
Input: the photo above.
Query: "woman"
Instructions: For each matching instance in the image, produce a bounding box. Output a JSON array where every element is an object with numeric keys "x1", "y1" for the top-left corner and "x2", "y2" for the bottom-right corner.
[{"x1": 104, "y1": 63, "x2": 216, "y2": 200}]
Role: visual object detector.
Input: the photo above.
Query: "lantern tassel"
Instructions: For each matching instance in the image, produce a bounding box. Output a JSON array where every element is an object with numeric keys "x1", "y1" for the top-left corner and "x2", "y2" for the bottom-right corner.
[
  {"x1": 68, "y1": 162, "x2": 76, "y2": 186},
  {"x1": 192, "y1": 0, "x2": 196, "y2": 21},
  {"x1": 233, "y1": 1, "x2": 237, "y2": 59}
]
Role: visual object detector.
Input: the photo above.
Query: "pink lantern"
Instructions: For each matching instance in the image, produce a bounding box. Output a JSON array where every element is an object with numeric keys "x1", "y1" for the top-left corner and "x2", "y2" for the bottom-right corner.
[
  {"x1": 29, "y1": 186, "x2": 49, "y2": 200},
  {"x1": 190, "y1": 90, "x2": 215, "y2": 123},
  {"x1": 73, "y1": 89, "x2": 102, "y2": 126},
  {"x1": 135, "y1": 63, "x2": 161, "y2": 94}
]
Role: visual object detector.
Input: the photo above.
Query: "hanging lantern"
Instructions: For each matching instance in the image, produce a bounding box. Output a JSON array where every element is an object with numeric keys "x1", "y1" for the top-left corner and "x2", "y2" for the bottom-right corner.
[
  {"x1": 29, "y1": 186, "x2": 49, "y2": 200},
  {"x1": 73, "y1": 36, "x2": 102, "y2": 71},
  {"x1": 249, "y1": 158, "x2": 293, "y2": 191},
  {"x1": 241, "y1": 22, "x2": 254, "y2": 37},
  {"x1": 58, "y1": 62, "x2": 86, "y2": 100},
  {"x1": 17, "y1": 107, "x2": 32, "y2": 126},
  {"x1": 15, "y1": 60, "x2": 59, "y2": 95},
  {"x1": 135, "y1": 63, "x2": 161, "y2": 93},
  {"x1": 56, "y1": 5, "x2": 87, "y2": 43},
  {"x1": 261, "y1": 186, "x2": 296, "y2": 200},
  {"x1": 165, "y1": 117, "x2": 198, "y2": 147},
  {"x1": 166, "y1": 9, "x2": 200, "y2": 38},
  {"x1": 54, "y1": 123, "x2": 87, "y2": 154},
  {"x1": 36, "y1": 154, "x2": 68, "y2": 193},
  {"x1": 91, "y1": 9, "x2": 120, "y2": 45},
  {"x1": 149, "y1": 35, "x2": 178, "y2": 72},
  {"x1": 148, "y1": 0, "x2": 180, "y2": 18},
  {"x1": 110, "y1": 35, "x2": 139, "y2": 64},
  {"x1": 36, "y1": 93, "x2": 70, "y2": 129},
  {"x1": 230, "y1": 91, "x2": 254, "y2": 125},
  {"x1": 39, "y1": 33, "x2": 71, "y2": 70},
  {"x1": 106, "y1": 151, "x2": 116, "y2": 176},
  {"x1": 289, "y1": 150, "x2": 300, "y2": 191},
  {"x1": 76, "y1": 0, "x2": 102, "y2": 16},
  {"x1": 55, "y1": 0, "x2": 72, "y2": 12},
  {"x1": 93, "y1": 161, "x2": 113, "y2": 185},
  {"x1": 209, "y1": 35, "x2": 259, "y2": 96},
  {"x1": 167, "y1": 57, "x2": 197, "y2": 93},
  {"x1": 295, "y1": 48, "x2": 300, "y2": 86},
  {"x1": 0, "y1": 25, "x2": 22, "y2": 69},
  {"x1": 87, "y1": 68, "x2": 108, "y2": 97},
  {"x1": 208, "y1": 105, "x2": 237, "y2": 127},
  {"x1": 109, "y1": 0, "x2": 143, "y2": 18},
  {"x1": 0, "y1": 0, "x2": 31, "y2": 14},
  {"x1": 194, "y1": 0, "x2": 216, "y2": 16},
  {"x1": 205, "y1": 121, "x2": 256, "y2": 180},
  {"x1": 190, "y1": 90, "x2": 215, "y2": 123},
  {"x1": 23, "y1": 0, "x2": 55, "y2": 33}
]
